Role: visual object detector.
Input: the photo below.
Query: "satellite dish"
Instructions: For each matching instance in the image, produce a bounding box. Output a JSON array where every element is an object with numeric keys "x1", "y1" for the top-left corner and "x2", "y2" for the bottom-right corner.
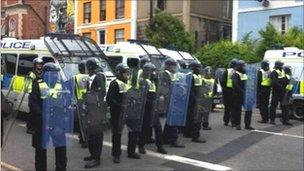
[{"x1": 263, "y1": 0, "x2": 269, "y2": 7}]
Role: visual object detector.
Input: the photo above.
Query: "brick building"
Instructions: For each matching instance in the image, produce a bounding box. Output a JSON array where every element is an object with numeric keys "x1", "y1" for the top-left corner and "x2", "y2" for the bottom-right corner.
[{"x1": 1, "y1": 0, "x2": 50, "y2": 39}]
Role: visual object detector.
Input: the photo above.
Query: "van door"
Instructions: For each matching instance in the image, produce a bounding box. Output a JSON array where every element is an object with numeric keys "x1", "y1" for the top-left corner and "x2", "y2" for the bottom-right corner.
[{"x1": 1, "y1": 54, "x2": 17, "y2": 90}]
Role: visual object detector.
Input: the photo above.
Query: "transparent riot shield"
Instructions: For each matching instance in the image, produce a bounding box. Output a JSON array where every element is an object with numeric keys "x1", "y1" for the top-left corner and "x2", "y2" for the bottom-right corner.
[
  {"x1": 243, "y1": 64, "x2": 259, "y2": 111},
  {"x1": 154, "y1": 71, "x2": 172, "y2": 115},
  {"x1": 123, "y1": 81, "x2": 148, "y2": 132},
  {"x1": 166, "y1": 72, "x2": 192, "y2": 126},
  {"x1": 42, "y1": 71, "x2": 74, "y2": 149}
]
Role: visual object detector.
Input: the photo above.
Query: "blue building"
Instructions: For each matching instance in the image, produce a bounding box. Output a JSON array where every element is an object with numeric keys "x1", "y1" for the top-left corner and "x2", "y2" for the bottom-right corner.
[{"x1": 232, "y1": 0, "x2": 304, "y2": 42}]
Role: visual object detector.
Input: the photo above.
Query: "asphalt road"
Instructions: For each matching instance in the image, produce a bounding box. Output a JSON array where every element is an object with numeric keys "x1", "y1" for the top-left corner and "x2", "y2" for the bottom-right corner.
[{"x1": 1, "y1": 108, "x2": 303, "y2": 171}]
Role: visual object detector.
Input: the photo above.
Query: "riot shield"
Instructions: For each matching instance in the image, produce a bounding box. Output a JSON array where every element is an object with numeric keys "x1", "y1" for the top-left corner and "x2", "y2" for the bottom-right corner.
[
  {"x1": 42, "y1": 72, "x2": 74, "y2": 149},
  {"x1": 166, "y1": 72, "x2": 192, "y2": 126},
  {"x1": 154, "y1": 71, "x2": 172, "y2": 115},
  {"x1": 243, "y1": 64, "x2": 259, "y2": 111},
  {"x1": 83, "y1": 91, "x2": 107, "y2": 137},
  {"x1": 192, "y1": 86, "x2": 209, "y2": 123},
  {"x1": 123, "y1": 81, "x2": 148, "y2": 132}
]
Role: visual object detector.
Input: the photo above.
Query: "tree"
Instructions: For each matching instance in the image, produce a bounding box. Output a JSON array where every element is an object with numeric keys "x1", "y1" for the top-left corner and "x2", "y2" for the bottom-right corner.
[{"x1": 144, "y1": 9, "x2": 196, "y2": 53}]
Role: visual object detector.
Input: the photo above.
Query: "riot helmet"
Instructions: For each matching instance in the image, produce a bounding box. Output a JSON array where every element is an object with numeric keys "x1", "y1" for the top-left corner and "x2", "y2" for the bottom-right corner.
[
  {"x1": 127, "y1": 58, "x2": 140, "y2": 69},
  {"x1": 42, "y1": 62, "x2": 60, "y2": 87},
  {"x1": 235, "y1": 60, "x2": 246, "y2": 73},
  {"x1": 189, "y1": 61, "x2": 201, "y2": 75},
  {"x1": 142, "y1": 63, "x2": 156, "y2": 79},
  {"x1": 33, "y1": 57, "x2": 44, "y2": 75},
  {"x1": 86, "y1": 57, "x2": 100, "y2": 74},
  {"x1": 203, "y1": 66, "x2": 213, "y2": 78},
  {"x1": 228, "y1": 58, "x2": 238, "y2": 69},
  {"x1": 78, "y1": 60, "x2": 86, "y2": 74},
  {"x1": 274, "y1": 60, "x2": 284, "y2": 70},
  {"x1": 261, "y1": 60, "x2": 270, "y2": 71},
  {"x1": 42, "y1": 62, "x2": 59, "y2": 72},
  {"x1": 283, "y1": 65, "x2": 292, "y2": 76},
  {"x1": 116, "y1": 63, "x2": 130, "y2": 82},
  {"x1": 164, "y1": 58, "x2": 178, "y2": 73},
  {"x1": 140, "y1": 56, "x2": 151, "y2": 68}
]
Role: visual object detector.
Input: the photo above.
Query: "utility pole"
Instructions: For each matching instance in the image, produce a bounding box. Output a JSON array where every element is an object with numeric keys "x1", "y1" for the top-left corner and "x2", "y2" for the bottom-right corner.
[{"x1": 149, "y1": 0, "x2": 153, "y2": 24}]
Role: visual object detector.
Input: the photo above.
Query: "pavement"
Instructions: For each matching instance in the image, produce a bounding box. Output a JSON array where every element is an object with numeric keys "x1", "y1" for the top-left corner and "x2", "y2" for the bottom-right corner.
[{"x1": 1, "y1": 108, "x2": 303, "y2": 171}]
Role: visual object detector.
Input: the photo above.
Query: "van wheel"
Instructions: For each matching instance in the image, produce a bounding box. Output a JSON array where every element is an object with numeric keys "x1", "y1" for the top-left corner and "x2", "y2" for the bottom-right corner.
[{"x1": 292, "y1": 102, "x2": 304, "y2": 121}]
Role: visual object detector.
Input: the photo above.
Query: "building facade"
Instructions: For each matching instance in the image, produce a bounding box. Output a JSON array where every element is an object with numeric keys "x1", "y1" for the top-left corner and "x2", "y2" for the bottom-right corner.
[
  {"x1": 1, "y1": 0, "x2": 50, "y2": 39},
  {"x1": 232, "y1": 0, "x2": 304, "y2": 42},
  {"x1": 75, "y1": 0, "x2": 232, "y2": 47}
]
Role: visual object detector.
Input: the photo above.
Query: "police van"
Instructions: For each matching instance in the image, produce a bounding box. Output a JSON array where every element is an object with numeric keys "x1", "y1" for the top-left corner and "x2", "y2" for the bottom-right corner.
[
  {"x1": 1, "y1": 34, "x2": 115, "y2": 114},
  {"x1": 264, "y1": 47, "x2": 304, "y2": 120}
]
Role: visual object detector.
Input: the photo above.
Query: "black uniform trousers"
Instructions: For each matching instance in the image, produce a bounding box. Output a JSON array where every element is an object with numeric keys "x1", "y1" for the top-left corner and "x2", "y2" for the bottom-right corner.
[
  {"x1": 88, "y1": 133, "x2": 103, "y2": 160},
  {"x1": 270, "y1": 91, "x2": 288, "y2": 122},
  {"x1": 185, "y1": 103, "x2": 201, "y2": 139},
  {"x1": 35, "y1": 146, "x2": 67, "y2": 171},
  {"x1": 244, "y1": 111, "x2": 252, "y2": 127},
  {"x1": 231, "y1": 95, "x2": 243, "y2": 126},
  {"x1": 258, "y1": 86, "x2": 271, "y2": 122},
  {"x1": 163, "y1": 124, "x2": 178, "y2": 144},
  {"x1": 153, "y1": 114, "x2": 164, "y2": 148},
  {"x1": 223, "y1": 88, "x2": 234, "y2": 124}
]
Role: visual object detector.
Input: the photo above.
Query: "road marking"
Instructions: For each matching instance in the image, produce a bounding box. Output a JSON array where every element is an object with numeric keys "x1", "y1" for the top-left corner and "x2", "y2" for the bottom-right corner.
[
  {"x1": 102, "y1": 141, "x2": 231, "y2": 171},
  {"x1": 1, "y1": 162, "x2": 22, "y2": 171},
  {"x1": 252, "y1": 130, "x2": 304, "y2": 139}
]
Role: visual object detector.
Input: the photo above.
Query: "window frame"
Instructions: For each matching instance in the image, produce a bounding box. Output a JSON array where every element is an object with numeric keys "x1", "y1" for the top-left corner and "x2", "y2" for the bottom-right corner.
[
  {"x1": 83, "y1": 2, "x2": 91, "y2": 24},
  {"x1": 100, "y1": 0, "x2": 106, "y2": 21},
  {"x1": 114, "y1": 29, "x2": 125, "y2": 43},
  {"x1": 115, "y1": 0, "x2": 125, "y2": 19}
]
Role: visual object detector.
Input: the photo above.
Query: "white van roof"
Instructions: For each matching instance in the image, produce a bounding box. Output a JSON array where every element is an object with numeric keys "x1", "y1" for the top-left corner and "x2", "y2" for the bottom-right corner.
[
  {"x1": 113, "y1": 42, "x2": 161, "y2": 56},
  {"x1": 158, "y1": 48, "x2": 183, "y2": 60}
]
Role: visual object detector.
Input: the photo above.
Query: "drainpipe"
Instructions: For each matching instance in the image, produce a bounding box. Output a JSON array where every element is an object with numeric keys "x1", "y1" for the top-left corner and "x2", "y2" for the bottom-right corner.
[
  {"x1": 232, "y1": 0, "x2": 239, "y2": 42},
  {"x1": 131, "y1": 0, "x2": 137, "y2": 39}
]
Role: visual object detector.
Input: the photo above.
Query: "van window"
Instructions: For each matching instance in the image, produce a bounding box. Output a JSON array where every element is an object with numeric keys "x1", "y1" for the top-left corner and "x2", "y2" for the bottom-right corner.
[
  {"x1": 1, "y1": 54, "x2": 17, "y2": 75},
  {"x1": 17, "y1": 54, "x2": 38, "y2": 76},
  {"x1": 106, "y1": 56, "x2": 123, "y2": 71}
]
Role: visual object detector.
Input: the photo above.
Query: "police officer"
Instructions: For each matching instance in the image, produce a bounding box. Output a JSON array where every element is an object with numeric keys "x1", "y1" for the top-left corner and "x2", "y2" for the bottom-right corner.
[
  {"x1": 162, "y1": 58, "x2": 185, "y2": 148},
  {"x1": 138, "y1": 63, "x2": 168, "y2": 154},
  {"x1": 257, "y1": 60, "x2": 271, "y2": 123},
  {"x1": 139, "y1": 57, "x2": 155, "y2": 144},
  {"x1": 74, "y1": 60, "x2": 89, "y2": 148},
  {"x1": 202, "y1": 66, "x2": 216, "y2": 130},
  {"x1": 184, "y1": 61, "x2": 206, "y2": 143},
  {"x1": 281, "y1": 66, "x2": 293, "y2": 125},
  {"x1": 26, "y1": 57, "x2": 44, "y2": 134},
  {"x1": 107, "y1": 63, "x2": 141, "y2": 164},
  {"x1": 83, "y1": 58, "x2": 106, "y2": 168},
  {"x1": 221, "y1": 58, "x2": 238, "y2": 126},
  {"x1": 29, "y1": 62, "x2": 67, "y2": 171},
  {"x1": 231, "y1": 60, "x2": 247, "y2": 130},
  {"x1": 269, "y1": 60, "x2": 286, "y2": 125}
]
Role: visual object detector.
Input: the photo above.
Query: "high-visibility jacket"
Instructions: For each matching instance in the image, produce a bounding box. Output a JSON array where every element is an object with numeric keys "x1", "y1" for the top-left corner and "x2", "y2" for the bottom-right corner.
[
  {"x1": 165, "y1": 70, "x2": 177, "y2": 81},
  {"x1": 193, "y1": 74, "x2": 203, "y2": 87},
  {"x1": 11, "y1": 76, "x2": 25, "y2": 93},
  {"x1": 115, "y1": 79, "x2": 131, "y2": 93},
  {"x1": 275, "y1": 69, "x2": 285, "y2": 79},
  {"x1": 235, "y1": 71, "x2": 248, "y2": 81},
  {"x1": 285, "y1": 74, "x2": 293, "y2": 91},
  {"x1": 226, "y1": 68, "x2": 234, "y2": 88},
  {"x1": 260, "y1": 69, "x2": 271, "y2": 87},
  {"x1": 202, "y1": 77, "x2": 215, "y2": 98},
  {"x1": 38, "y1": 80, "x2": 62, "y2": 99},
  {"x1": 146, "y1": 79, "x2": 156, "y2": 92},
  {"x1": 74, "y1": 73, "x2": 90, "y2": 100}
]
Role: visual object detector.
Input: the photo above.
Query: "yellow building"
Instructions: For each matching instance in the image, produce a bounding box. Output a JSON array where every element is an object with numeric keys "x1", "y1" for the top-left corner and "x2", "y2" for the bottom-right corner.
[{"x1": 75, "y1": 0, "x2": 137, "y2": 44}]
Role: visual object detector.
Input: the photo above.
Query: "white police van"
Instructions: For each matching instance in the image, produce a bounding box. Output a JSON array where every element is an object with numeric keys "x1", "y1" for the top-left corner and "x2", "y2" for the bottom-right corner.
[
  {"x1": 1, "y1": 34, "x2": 115, "y2": 114},
  {"x1": 264, "y1": 47, "x2": 304, "y2": 120}
]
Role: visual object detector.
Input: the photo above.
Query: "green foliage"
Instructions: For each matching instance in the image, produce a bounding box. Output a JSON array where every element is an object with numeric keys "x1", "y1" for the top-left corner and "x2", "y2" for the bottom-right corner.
[
  {"x1": 195, "y1": 40, "x2": 260, "y2": 69},
  {"x1": 144, "y1": 9, "x2": 196, "y2": 53},
  {"x1": 281, "y1": 27, "x2": 304, "y2": 49}
]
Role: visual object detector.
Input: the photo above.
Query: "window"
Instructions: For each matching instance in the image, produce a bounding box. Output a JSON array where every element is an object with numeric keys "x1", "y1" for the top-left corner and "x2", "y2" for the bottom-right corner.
[
  {"x1": 115, "y1": 29, "x2": 124, "y2": 43},
  {"x1": 1, "y1": 54, "x2": 17, "y2": 75},
  {"x1": 17, "y1": 54, "x2": 38, "y2": 76},
  {"x1": 157, "y1": 0, "x2": 166, "y2": 11},
  {"x1": 115, "y1": 0, "x2": 125, "y2": 19},
  {"x1": 83, "y1": 2, "x2": 91, "y2": 23},
  {"x1": 82, "y1": 32, "x2": 91, "y2": 38},
  {"x1": 99, "y1": 30, "x2": 105, "y2": 44},
  {"x1": 100, "y1": 0, "x2": 106, "y2": 21},
  {"x1": 269, "y1": 15, "x2": 290, "y2": 34},
  {"x1": 222, "y1": 0, "x2": 230, "y2": 18}
]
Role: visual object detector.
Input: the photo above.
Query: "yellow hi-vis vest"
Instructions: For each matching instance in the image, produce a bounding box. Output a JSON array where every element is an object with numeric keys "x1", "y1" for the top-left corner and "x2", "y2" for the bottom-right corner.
[
  {"x1": 202, "y1": 77, "x2": 215, "y2": 98},
  {"x1": 165, "y1": 70, "x2": 177, "y2": 81},
  {"x1": 74, "y1": 73, "x2": 90, "y2": 100},
  {"x1": 11, "y1": 76, "x2": 25, "y2": 93},
  {"x1": 38, "y1": 81, "x2": 62, "y2": 99},
  {"x1": 235, "y1": 71, "x2": 248, "y2": 81},
  {"x1": 260, "y1": 69, "x2": 271, "y2": 87},
  {"x1": 133, "y1": 69, "x2": 143, "y2": 90},
  {"x1": 285, "y1": 74, "x2": 293, "y2": 91},
  {"x1": 146, "y1": 79, "x2": 156, "y2": 92},
  {"x1": 226, "y1": 68, "x2": 234, "y2": 88},
  {"x1": 193, "y1": 74, "x2": 203, "y2": 87},
  {"x1": 300, "y1": 81, "x2": 304, "y2": 96},
  {"x1": 275, "y1": 69, "x2": 285, "y2": 79},
  {"x1": 115, "y1": 79, "x2": 131, "y2": 93},
  {"x1": 24, "y1": 71, "x2": 36, "y2": 93}
]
